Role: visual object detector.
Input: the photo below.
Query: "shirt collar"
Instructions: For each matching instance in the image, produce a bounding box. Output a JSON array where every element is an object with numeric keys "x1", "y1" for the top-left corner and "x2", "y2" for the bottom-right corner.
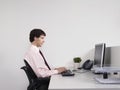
[{"x1": 31, "y1": 44, "x2": 40, "y2": 53}]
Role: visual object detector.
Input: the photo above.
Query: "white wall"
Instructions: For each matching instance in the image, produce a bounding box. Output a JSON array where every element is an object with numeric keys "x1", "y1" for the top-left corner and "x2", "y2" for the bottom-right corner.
[{"x1": 0, "y1": 0, "x2": 120, "y2": 90}]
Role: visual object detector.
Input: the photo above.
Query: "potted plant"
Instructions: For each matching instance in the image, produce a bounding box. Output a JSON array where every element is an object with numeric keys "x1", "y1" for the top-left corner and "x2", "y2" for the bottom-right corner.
[
  {"x1": 73, "y1": 57, "x2": 82, "y2": 63},
  {"x1": 73, "y1": 57, "x2": 82, "y2": 70}
]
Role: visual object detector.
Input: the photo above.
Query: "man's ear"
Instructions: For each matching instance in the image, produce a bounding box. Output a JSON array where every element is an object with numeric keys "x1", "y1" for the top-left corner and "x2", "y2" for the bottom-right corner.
[
  {"x1": 34, "y1": 37, "x2": 37, "y2": 41},
  {"x1": 34, "y1": 37, "x2": 40, "y2": 41}
]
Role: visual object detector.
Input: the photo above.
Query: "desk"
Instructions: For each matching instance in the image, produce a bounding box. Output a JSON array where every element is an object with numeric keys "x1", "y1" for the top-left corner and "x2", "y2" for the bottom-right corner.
[{"x1": 48, "y1": 71, "x2": 120, "y2": 90}]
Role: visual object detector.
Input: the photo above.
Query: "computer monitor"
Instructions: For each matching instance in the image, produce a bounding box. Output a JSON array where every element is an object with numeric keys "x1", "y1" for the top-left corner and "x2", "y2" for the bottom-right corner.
[{"x1": 93, "y1": 43, "x2": 106, "y2": 68}]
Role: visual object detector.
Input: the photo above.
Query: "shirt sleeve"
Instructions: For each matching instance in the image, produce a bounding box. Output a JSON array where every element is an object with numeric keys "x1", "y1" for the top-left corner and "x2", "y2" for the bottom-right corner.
[{"x1": 37, "y1": 67, "x2": 58, "y2": 78}]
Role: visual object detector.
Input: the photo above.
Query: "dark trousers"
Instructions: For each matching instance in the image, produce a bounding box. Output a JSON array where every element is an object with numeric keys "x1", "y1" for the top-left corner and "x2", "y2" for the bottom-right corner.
[{"x1": 38, "y1": 77, "x2": 50, "y2": 90}]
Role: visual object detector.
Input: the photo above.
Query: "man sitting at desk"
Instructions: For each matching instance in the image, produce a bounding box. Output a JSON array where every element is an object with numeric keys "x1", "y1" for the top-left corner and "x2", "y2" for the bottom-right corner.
[{"x1": 24, "y1": 28, "x2": 67, "y2": 78}]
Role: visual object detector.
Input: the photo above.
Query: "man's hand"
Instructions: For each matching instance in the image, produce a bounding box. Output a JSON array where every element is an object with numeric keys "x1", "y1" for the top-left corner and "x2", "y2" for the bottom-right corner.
[{"x1": 55, "y1": 67, "x2": 67, "y2": 74}]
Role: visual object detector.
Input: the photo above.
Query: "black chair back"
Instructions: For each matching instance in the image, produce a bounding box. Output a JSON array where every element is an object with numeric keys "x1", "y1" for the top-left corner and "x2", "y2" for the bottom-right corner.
[{"x1": 24, "y1": 60, "x2": 37, "y2": 82}]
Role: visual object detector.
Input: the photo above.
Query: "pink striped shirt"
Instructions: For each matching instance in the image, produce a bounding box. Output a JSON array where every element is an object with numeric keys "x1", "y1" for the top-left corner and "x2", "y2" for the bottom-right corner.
[{"x1": 24, "y1": 45, "x2": 58, "y2": 78}]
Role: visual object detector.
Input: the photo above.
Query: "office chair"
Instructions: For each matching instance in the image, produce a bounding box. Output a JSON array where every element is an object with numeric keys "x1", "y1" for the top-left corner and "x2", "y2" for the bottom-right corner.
[{"x1": 21, "y1": 60, "x2": 50, "y2": 90}]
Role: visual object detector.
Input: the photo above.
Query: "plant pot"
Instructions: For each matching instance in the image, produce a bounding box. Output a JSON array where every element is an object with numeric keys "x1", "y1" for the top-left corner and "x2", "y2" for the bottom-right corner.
[{"x1": 74, "y1": 63, "x2": 80, "y2": 70}]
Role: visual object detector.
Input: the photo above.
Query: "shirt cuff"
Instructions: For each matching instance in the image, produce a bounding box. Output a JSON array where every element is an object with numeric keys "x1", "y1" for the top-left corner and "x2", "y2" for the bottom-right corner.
[{"x1": 53, "y1": 69, "x2": 59, "y2": 74}]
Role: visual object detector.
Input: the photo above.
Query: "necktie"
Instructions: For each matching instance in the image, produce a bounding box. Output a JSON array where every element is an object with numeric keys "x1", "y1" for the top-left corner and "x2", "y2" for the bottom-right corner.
[{"x1": 39, "y1": 50, "x2": 51, "y2": 70}]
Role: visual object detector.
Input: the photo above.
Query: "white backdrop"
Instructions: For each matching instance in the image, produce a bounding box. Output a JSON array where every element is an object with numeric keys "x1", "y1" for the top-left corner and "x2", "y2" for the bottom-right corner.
[{"x1": 0, "y1": 0, "x2": 120, "y2": 90}]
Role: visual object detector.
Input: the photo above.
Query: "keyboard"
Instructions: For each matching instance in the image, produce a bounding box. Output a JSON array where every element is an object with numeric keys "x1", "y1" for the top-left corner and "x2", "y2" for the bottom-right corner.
[
  {"x1": 95, "y1": 77, "x2": 120, "y2": 84},
  {"x1": 61, "y1": 70, "x2": 75, "y2": 76}
]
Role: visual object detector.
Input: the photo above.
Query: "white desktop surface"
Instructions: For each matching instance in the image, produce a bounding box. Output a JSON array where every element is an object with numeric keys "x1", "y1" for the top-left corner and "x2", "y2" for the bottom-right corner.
[{"x1": 48, "y1": 71, "x2": 120, "y2": 90}]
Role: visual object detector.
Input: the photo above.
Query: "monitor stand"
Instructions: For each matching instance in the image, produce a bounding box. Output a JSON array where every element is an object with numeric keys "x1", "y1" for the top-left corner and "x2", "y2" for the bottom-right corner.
[
  {"x1": 93, "y1": 67, "x2": 120, "y2": 84},
  {"x1": 94, "y1": 77, "x2": 120, "y2": 84}
]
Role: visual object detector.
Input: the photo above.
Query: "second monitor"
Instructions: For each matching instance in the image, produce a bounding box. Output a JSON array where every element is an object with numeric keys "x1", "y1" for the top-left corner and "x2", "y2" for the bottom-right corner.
[{"x1": 93, "y1": 43, "x2": 106, "y2": 68}]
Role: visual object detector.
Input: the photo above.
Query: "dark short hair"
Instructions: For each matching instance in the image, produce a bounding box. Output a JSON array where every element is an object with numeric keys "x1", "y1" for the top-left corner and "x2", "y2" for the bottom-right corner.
[{"x1": 29, "y1": 29, "x2": 46, "y2": 42}]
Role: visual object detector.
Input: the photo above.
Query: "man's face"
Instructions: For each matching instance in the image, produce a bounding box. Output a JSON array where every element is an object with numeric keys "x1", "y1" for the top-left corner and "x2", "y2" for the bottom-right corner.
[{"x1": 34, "y1": 35, "x2": 45, "y2": 47}]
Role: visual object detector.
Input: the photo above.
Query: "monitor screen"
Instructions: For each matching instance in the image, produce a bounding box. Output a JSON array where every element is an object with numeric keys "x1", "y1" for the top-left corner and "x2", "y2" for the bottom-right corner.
[{"x1": 93, "y1": 43, "x2": 106, "y2": 67}]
